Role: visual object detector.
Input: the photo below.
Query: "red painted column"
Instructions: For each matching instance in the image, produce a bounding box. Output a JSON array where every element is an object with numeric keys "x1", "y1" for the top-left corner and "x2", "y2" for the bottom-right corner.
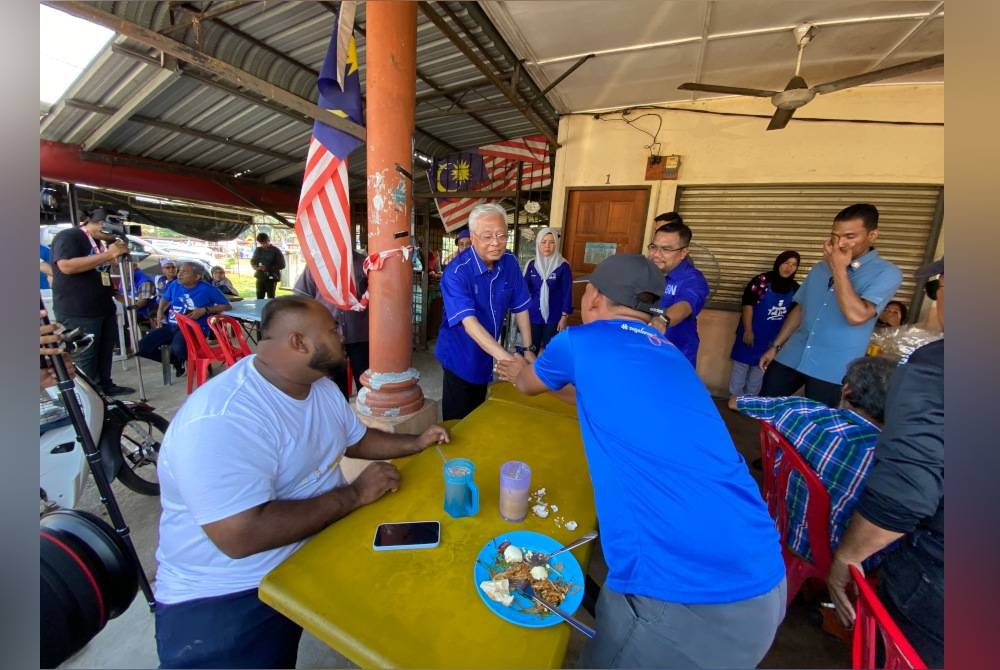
[{"x1": 357, "y1": 1, "x2": 424, "y2": 417}]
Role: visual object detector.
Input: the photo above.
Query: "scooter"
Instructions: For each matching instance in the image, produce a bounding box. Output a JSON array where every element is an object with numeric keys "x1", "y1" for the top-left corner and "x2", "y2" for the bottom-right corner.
[
  {"x1": 41, "y1": 292, "x2": 159, "y2": 608},
  {"x1": 39, "y1": 364, "x2": 167, "y2": 511}
]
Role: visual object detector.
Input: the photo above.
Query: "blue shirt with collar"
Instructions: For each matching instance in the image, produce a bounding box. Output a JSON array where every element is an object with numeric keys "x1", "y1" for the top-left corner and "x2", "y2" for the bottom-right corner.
[
  {"x1": 776, "y1": 248, "x2": 901, "y2": 384},
  {"x1": 658, "y1": 257, "x2": 710, "y2": 367},
  {"x1": 162, "y1": 280, "x2": 230, "y2": 334},
  {"x1": 434, "y1": 248, "x2": 531, "y2": 384}
]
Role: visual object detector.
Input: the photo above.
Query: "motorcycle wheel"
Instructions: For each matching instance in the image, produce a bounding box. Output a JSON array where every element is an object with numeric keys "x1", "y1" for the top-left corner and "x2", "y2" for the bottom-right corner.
[{"x1": 110, "y1": 408, "x2": 168, "y2": 496}]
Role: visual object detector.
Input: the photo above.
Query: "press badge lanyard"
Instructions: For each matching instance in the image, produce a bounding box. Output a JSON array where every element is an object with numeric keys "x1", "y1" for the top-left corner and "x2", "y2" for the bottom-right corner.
[{"x1": 82, "y1": 226, "x2": 112, "y2": 287}]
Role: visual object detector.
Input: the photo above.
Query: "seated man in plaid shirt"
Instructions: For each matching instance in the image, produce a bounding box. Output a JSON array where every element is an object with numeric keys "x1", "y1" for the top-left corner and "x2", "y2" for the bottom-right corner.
[{"x1": 736, "y1": 356, "x2": 896, "y2": 562}]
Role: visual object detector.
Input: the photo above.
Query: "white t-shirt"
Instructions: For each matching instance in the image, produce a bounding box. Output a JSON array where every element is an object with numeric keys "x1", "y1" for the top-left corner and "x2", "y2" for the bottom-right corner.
[{"x1": 154, "y1": 355, "x2": 367, "y2": 604}]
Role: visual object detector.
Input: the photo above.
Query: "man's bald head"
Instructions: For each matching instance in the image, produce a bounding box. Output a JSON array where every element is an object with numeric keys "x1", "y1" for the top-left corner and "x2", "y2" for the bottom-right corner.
[
  {"x1": 259, "y1": 295, "x2": 324, "y2": 340},
  {"x1": 256, "y1": 296, "x2": 345, "y2": 388}
]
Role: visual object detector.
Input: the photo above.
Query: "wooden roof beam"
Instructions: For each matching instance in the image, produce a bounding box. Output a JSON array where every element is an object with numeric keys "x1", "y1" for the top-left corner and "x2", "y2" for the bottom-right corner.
[
  {"x1": 418, "y1": 2, "x2": 557, "y2": 146},
  {"x1": 45, "y1": 1, "x2": 366, "y2": 142}
]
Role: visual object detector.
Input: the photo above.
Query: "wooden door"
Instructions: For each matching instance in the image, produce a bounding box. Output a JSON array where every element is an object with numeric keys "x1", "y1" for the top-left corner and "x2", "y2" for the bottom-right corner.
[{"x1": 561, "y1": 187, "x2": 650, "y2": 325}]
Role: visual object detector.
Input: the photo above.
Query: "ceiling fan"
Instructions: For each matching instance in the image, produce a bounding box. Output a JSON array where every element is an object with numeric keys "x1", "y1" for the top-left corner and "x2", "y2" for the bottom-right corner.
[{"x1": 678, "y1": 23, "x2": 944, "y2": 130}]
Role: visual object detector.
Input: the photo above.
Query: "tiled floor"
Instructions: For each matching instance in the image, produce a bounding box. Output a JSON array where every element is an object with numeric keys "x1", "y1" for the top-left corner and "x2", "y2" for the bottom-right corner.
[{"x1": 56, "y1": 346, "x2": 848, "y2": 669}]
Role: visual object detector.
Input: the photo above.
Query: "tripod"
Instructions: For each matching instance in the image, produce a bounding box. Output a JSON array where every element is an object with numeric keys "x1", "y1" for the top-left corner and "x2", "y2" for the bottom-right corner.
[
  {"x1": 114, "y1": 250, "x2": 148, "y2": 401},
  {"x1": 40, "y1": 299, "x2": 156, "y2": 610}
]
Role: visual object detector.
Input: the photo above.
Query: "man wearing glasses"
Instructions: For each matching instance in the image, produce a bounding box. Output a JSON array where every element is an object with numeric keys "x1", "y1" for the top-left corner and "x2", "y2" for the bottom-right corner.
[
  {"x1": 434, "y1": 203, "x2": 535, "y2": 420},
  {"x1": 646, "y1": 214, "x2": 709, "y2": 368}
]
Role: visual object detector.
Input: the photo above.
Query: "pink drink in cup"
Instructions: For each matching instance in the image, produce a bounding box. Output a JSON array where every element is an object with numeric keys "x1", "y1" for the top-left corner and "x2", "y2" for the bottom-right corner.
[{"x1": 499, "y1": 461, "x2": 532, "y2": 522}]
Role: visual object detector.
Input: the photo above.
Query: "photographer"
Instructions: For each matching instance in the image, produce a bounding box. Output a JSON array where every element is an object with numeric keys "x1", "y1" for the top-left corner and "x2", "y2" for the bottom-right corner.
[{"x1": 50, "y1": 208, "x2": 134, "y2": 396}]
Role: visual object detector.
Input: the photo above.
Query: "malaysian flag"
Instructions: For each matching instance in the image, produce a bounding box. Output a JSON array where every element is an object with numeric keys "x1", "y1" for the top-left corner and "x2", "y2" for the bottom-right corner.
[
  {"x1": 294, "y1": 3, "x2": 366, "y2": 310},
  {"x1": 479, "y1": 135, "x2": 552, "y2": 190},
  {"x1": 431, "y1": 135, "x2": 552, "y2": 232}
]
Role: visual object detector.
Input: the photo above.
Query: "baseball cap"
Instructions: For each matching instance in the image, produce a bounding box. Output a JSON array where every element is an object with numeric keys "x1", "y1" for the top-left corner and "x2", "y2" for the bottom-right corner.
[
  {"x1": 455, "y1": 229, "x2": 470, "y2": 240},
  {"x1": 86, "y1": 207, "x2": 108, "y2": 222},
  {"x1": 160, "y1": 258, "x2": 177, "y2": 267},
  {"x1": 914, "y1": 257, "x2": 943, "y2": 278},
  {"x1": 588, "y1": 253, "x2": 664, "y2": 315}
]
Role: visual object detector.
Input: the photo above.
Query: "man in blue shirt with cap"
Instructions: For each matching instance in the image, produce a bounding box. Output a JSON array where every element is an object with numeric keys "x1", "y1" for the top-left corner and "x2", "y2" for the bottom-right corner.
[
  {"x1": 435, "y1": 204, "x2": 535, "y2": 420},
  {"x1": 497, "y1": 253, "x2": 786, "y2": 668},
  {"x1": 759, "y1": 203, "x2": 902, "y2": 408},
  {"x1": 646, "y1": 215, "x2": 710, "y2": 368}
]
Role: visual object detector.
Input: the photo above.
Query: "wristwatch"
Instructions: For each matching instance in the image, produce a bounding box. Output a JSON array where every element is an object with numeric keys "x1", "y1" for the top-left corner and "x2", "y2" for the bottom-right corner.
[
  {"x1": 772, "y1": 342, "x2": 783, "y2": 352},
  {"x1": 656, "y1": 314, "x2": 671, "y2": 328},
  {"x1": 526, "y1": 344, "x2": 539, "y2": 354}
]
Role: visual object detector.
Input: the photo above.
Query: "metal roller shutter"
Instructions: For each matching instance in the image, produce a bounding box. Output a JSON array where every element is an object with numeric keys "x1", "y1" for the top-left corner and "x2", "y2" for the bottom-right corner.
[{"x1": 674, "y1": 184, "x2": 943, "y2": 314}]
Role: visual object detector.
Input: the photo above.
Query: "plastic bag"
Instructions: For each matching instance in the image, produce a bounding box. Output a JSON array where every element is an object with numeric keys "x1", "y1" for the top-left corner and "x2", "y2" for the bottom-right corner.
[{"x1": 867, "y1": 325, "x2": 943, "y2": 364}]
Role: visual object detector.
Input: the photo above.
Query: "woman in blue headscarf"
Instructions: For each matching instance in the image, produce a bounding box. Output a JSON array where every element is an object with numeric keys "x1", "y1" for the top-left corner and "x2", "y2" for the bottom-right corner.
[
  {"x1": 728, "y1": 250, "x2": 800, "y2": 409},
  {"x1": 523, "y1": 227, "x2": 573, "y2": 352}
]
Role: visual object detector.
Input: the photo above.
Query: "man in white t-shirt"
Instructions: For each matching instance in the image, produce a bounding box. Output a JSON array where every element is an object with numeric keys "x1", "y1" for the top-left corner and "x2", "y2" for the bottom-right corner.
[{"x1": 154, "y1": 295, "x2": 450, "y2": 669}]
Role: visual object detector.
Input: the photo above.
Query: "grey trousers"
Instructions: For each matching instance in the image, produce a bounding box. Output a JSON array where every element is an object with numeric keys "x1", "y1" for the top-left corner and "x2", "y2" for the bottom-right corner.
[{"x1": 580, "y1": 578, "x2": 787, "y2": 669}]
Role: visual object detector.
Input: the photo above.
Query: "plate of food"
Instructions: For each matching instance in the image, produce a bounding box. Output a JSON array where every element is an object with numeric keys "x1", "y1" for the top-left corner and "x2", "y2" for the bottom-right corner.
[{"x1": 473, "y1": 530, "x2": 584, "y2": 628}]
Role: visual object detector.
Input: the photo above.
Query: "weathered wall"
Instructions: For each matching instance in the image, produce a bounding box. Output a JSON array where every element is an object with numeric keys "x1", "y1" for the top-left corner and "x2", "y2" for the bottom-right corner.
[{"x1": 549, "y1": 85, "x2": 944, "y2": 394}]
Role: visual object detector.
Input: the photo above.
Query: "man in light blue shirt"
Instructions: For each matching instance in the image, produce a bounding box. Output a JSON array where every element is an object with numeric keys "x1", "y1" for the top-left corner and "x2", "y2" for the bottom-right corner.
[
  {"x1": 434, "y1": 203, "x2": 535, "y2": 420},
  {"x1": 759, "y1": 203, "x2": 902, "y2": 407}
]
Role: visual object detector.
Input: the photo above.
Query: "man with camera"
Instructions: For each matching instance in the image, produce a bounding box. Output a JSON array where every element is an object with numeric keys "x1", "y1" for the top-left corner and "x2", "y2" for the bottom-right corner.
[{"x1": 50, "y1": 207, "x2": 134, "y2": 396}]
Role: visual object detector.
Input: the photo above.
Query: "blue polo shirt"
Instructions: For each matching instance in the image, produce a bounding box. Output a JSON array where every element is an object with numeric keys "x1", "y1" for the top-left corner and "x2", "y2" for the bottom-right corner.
[
  {"x1": 777, "y1": 249, "x2": 901, "y2": 384},
  {"x1": 534, "y1": 320, "x2": 785, "y2": 604},
  {"x1": 163, "y1": 280, "x2": 229, "y2": 334},
  {"x1": 435, "y1": 249, "x2": 531, "y2": 384},
  {"x1": 658, "y1": 257, "x2": 709, "y2": 367}
]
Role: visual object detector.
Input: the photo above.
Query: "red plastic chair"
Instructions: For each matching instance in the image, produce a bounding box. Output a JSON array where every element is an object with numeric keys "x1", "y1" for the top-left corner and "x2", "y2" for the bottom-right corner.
[
  {"x1": 208, "y1": 314, "x2": 253, "y2": 367},
  {"x1": 758, "y1": 421, "x2": 834, "y2": 605},
  {"x1": 173, "y1": 312, "x2": 227, "y2": 393},
  {"x1": 850, "y1": 565, "x2": 927, "y2": 669}
]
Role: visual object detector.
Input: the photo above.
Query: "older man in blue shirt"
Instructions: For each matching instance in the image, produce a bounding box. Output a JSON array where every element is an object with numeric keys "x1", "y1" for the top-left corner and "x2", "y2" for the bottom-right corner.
[
  {"x1": 759, "y1": 203, "x2": 902, "y2": 408},
  {"x1": 646, "y1": 216, "x2": 710, "y2": 368},
  {"x1": 435, "y1": 204, "x2": 535, "y2": 420}
]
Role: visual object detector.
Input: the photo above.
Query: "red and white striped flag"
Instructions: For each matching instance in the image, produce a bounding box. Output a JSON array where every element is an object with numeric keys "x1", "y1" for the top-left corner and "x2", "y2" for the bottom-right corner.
[
  {"x1": 295, "y1": 2, "x2": 367, "y2": 310},
  {"x1": 479, "y1": 135, "x2": 552, "y2": 191},
  {"x1": 431, "y1": 135, "x2": 552, "y2": 232}
]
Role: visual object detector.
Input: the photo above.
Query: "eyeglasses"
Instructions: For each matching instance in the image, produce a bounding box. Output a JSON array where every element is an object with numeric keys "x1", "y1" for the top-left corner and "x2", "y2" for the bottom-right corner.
[
  {"x1": 476, "y1": 232, "x2": 509, "y2": 242},
  {"x1": 647, "y1": 243, "x2": 687, "y2": 254}
]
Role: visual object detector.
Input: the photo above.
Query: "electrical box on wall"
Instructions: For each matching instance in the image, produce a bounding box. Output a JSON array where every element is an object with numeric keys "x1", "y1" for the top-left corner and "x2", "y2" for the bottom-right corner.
[{"x1": 645, "y1": 154, "x2": 681, "y2": 180}]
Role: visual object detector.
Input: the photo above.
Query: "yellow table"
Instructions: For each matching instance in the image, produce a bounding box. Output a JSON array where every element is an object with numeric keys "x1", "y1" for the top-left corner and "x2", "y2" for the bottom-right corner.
[
  {"x1": 259, "y1": 396, "x2": 595, "y2": 668},
  {"x1": 487, "y1": 381, "x2": 578, "y2": 420}
]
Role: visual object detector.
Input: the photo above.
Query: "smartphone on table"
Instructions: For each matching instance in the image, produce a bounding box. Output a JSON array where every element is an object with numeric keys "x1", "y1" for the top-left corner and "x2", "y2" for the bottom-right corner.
[{"x1": 372, "y1": 520, "x2": 441, "y2": 551}]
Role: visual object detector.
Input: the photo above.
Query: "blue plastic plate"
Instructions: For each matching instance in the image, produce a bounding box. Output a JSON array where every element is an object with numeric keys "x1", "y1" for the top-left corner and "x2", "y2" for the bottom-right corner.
[{"x1": 473, "y1": 530, "x2": 584, "y2": 628}]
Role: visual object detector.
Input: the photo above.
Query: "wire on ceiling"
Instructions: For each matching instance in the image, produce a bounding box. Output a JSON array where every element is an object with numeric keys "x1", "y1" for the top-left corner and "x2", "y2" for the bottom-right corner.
[{"x1": 582, "y1": 105, "x2": 943, "y2": 128}]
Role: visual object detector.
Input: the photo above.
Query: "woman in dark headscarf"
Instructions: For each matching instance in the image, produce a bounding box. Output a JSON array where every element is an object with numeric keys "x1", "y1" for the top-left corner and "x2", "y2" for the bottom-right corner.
[{"x1": 727, "y1": 250, "x2": 801, "y2": 409}]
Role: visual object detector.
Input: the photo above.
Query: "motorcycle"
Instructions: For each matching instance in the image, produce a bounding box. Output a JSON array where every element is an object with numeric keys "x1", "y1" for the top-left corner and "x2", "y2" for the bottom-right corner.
[{"x1": 40, "y1": 365, "x2": 167, "y2": 511}]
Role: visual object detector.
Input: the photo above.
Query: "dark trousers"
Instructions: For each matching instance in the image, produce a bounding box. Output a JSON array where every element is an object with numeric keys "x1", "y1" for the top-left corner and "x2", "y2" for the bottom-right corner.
[
  {"x1": 58, "y1": 312, "x2": 118, "y2": 391},
  {"x1": 760, "y1": 359, "x2": 842, "y2": 408},
  {"x1": 877, "y1": 546, "x2": 944, "y2": 667},
  {"x1": 531, "y1": 321, "x2": 559, "y2": 352},
  {"x1": 332, "y1": 340, "x2": 370, "y2": 398},
  {"x1": 155, "y1": 588, "x2": 302, "y2": 669},
  {"x1": 442, "y1": 367, "x2": 488, "y2": 421},
  {"x1": 138, "y1": 324, "x2": 186, "y2": 367},
  {"x1": 256, "y1": 277, "x2": 278, "y2": 299}
]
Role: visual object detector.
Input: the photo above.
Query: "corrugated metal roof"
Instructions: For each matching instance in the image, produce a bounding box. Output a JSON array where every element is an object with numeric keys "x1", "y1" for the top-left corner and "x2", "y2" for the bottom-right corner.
[{"x1": 40, "y1": 0, "x2": 560, "y2": 213}]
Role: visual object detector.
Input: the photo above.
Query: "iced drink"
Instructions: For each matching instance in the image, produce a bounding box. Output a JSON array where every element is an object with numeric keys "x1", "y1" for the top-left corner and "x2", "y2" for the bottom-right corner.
[{"x1": 499, "y1": 461, "x2": 532, "y2": 522}]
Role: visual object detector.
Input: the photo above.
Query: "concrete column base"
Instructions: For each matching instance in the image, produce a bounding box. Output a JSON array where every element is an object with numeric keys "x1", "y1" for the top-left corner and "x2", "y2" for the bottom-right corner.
[{"x1": 341, "y1": 399, "x2": 440, "y2": 482}]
